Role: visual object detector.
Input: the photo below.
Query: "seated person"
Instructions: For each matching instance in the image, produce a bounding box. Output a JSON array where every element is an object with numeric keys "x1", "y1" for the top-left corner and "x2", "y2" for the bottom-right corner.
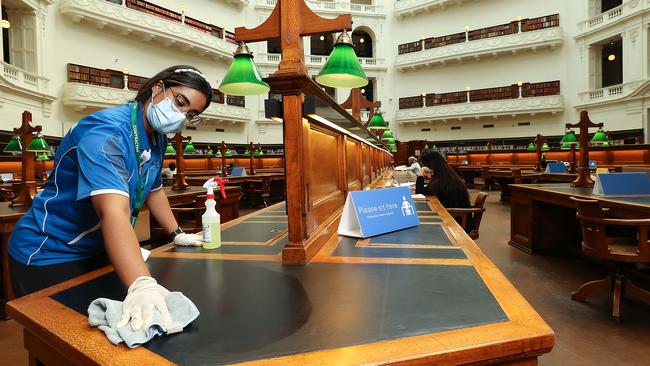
[
  {"x1": 415, "y1": 150, "x2": 473, "y2": 230},
  {"x1": 407, "y1": 156, "x2": 421, "y2": 175},
  {"x1": 161, "y1": 162, "x2": 177, "y2": 180}
]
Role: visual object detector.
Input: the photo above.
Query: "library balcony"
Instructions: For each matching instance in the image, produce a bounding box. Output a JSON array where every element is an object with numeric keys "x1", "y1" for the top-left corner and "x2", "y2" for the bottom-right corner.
[
  {"x1": 575, "y1": 80, "x2": 647, "y2": 108},
  {"x1": 59, "y1": 0, "x2": 237, "y2": 62},
  {"x1": 394, "y1": 0, "x2": 476, "y2": 19},
  {"x1": 396, "y1": 15, "x2": 562, "y2": 71},
  {"x1": 62, "y1": 82, "x2": 250, "y2": 123},
  {"x1": 63, "y1": 63, "x2": 249, "y2": 123},
  {"x1": 255, "y1": 0, "x2": 386, "y2": 18},
  {"x1": 575, "y1": 1, "x2": 648, "y2": 40},
  {"x1": 0, "y1": 61, "x2": 56, "y2": 115},
  {"x1": 256, "y1": 53, "x2": 387, "y2": 72},
  {"x1": 396, "y1": 81, "x2": 564, "y2": 124}
]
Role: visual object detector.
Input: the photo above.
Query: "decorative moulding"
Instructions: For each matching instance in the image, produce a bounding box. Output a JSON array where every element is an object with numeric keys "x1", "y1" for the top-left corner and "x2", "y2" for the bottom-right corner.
[
  {"x1": 255, "y1": 0, "x2": 385, "y2": 19},
  {"x1": 396, "y1": 95, "x2": 565, "y2": 124},
  {"x1": 575, "y1": 80, "x2": 649, "y2": 109},
  {"x1": 575, "y1": 0, "x2": 646, "y2": 41},
  {"x1": 256, "y1": 53, "x2": 388, "y2": 72},
  {"x1": 394, "y1": 0, "x2": 479, "y2": 19},
  {"x1": 220, "y1": 0, "x2": 249, "y2": 9},
  {"x1": 62, "y1": 83, "x2": 250, "y2": 123},
  {"x1": 396, "y1": 27, "x2": 563, "y2": 71},
  {"x1": 60, "y1": 0, "x2": 236, "y2": 62}
]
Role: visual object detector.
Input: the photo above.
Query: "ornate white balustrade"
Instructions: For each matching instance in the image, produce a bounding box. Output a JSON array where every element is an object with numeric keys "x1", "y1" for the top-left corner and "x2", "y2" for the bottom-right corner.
[
  {"x1": 0, "y1": 61, "x2": 56, "y2": 114},
  {"x1": 396, "y1": 95, "x2": 565, "y2": 124},
  {"x1": 576, "y1": 80, "x2": 648, "y2": 108},
  {"x1": 394, "y1": 0, "x2": 480, "y2": 19},
  {"x1": 255, "y1": 0, "x2": 385, "y2": 18},
  {"x1": 395, "y1": 27, "x2": 563, "y2": 71},
  {"x1": 62, "y1": 83, "x2": 250, "y2": 123},
  {"x1": 256, "y1": 53, "x2": 387, "y2": 71},
  {"x1": 576, "y1": 0, "x2": 647, "y2": 39},
  {"x1": 60, "y1": 0, "x2": 236, "y2": 61}
]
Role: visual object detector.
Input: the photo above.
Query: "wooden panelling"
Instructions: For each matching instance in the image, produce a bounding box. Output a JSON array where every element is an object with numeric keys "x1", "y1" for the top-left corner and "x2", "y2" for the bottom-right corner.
[
  {"x1": 309, "y1": 126, "x2": 341, "y2": 203},
  {"x1": 346, "y1": 140, "x2": 361, "y2": 189},
  {"x1": 491, "y1": 153, "x2": 514, "y2": 165}
]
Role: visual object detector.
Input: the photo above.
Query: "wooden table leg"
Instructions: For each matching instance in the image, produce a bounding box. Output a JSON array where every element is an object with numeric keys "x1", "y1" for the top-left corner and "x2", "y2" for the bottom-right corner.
[{"x1": 1, "y1": 223, "x2": 17, "y2": 320}]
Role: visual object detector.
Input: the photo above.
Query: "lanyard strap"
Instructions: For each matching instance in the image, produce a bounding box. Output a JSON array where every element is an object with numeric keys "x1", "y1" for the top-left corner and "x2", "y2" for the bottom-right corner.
[{"x1": 130, "y1": 103, "x2": 148, "y2": 227}]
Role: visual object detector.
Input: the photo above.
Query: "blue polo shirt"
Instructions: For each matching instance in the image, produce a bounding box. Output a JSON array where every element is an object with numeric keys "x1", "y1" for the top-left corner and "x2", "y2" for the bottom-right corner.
[{"x1": 9, "y1": 103, "x2": 165, "y2": 266}]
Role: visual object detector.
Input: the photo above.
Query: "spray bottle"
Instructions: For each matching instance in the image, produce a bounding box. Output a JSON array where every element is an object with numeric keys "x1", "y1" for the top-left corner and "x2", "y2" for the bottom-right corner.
[{"x1": 202, "y1": 184, "x2": 221, "y2": 249}]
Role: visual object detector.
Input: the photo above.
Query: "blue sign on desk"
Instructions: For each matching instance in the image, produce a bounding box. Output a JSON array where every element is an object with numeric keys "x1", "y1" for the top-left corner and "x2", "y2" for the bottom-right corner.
[
  {"x1": 545, "y1": 161, "x2": 566, "y2": 173},
  {"x1": 593, "y1": 172, "x2": 650, "y2": 195},
  {"x1": 338, "y1": 186, "x2": 420, "y2": 238}
]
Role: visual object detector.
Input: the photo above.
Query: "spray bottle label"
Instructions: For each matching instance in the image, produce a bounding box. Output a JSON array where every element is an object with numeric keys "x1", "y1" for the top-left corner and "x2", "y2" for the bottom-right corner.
[{"x1": 202, "y1": 223, "x2": 212, "y2": 243}]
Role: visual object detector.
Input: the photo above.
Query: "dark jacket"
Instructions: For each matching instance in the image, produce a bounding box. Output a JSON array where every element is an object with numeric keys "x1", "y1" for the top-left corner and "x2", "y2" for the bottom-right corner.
[{"x1": 416, "y1": 175, "x2": 474, "y2": 230}]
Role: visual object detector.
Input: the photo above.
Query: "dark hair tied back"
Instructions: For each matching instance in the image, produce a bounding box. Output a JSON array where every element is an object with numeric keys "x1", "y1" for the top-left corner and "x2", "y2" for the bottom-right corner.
[{"x1": 134, "y1": 65, "x2": 213, "y2": 111}]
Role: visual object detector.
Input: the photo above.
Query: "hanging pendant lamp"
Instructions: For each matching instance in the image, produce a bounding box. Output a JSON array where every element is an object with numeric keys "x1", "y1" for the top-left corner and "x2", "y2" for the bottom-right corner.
[
  {"x1": 591, "y1": 127, "x2": 607, "y2": 144},
  {"x1": 367, "y1": 109, "x2": 387, "y2": 130},
  {"x1": 316, "y1": 30, "x2": 368, "y2": 88},
  {"x1": 3, "y1": 135, "x2": 22, "y2": 154},
  {"x1": 219, "y1": 43, "x2": 270, "y2": 96},
  {"x1": 164, "y1": 143, "x2": 176, "y2": 155},
  {"x1": 27, "y1": 133, "x2": 50, "y2": 153},
  {"x1": 526, "y1": 142, "x2": 535, "y2": 151},
  {"x1": 36, "y1": 153, "x2": 49, "y2": 161},
  {"x1": 381, "y1": 130, "x2": 395, "y2": 141},
  {"x1": 184, "y1": 141, "x2": 196, "y2": 154}
]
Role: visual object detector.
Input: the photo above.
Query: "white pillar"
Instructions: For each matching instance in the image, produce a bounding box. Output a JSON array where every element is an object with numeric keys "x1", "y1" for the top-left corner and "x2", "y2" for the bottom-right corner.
[{"x1": 622, "y1": 27, "x2": 643, "y2": 83}]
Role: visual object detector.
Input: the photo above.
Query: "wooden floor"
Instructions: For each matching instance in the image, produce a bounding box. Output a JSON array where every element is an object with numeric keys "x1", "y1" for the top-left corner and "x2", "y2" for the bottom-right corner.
[{"x1": 1, "y1": 189, "x2": 649, "y2": 365}]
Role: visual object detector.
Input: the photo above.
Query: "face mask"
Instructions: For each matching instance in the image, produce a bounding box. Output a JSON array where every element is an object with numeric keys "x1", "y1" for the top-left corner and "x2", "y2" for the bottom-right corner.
[{"x1": 146, "y1": 84, "x2": 186, "y2": 134}]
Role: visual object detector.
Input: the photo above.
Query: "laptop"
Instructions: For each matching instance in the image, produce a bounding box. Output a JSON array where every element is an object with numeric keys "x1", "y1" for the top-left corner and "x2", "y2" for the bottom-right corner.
[{"x1": 230, "y1": 167, "x2": 246, "y2": 177}]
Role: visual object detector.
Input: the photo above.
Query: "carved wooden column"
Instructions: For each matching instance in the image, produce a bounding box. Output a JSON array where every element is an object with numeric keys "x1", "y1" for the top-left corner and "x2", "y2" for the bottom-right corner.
[
  {"x1": 533, "y1": 134, "x2": 545, "y2": 172},
  {"x1": 247, "y1": 142, "x2": 256, "y2": 175},
  {"x1": 171, "y1": 132, "x2": 190, "y2": 191},
  {"x1": 219, "y1": 141, "x2": 227, "y2": 175},
  {"x1": 11, "y1": 111, "x2": 40, "y2": 207}
]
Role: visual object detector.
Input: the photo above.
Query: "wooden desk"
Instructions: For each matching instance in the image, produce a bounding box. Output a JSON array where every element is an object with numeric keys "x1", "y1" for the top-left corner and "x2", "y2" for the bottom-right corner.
[
  {"x1": 163, "y1": 185, "x2": 241, "y2": 224},
  {"x1": 509, "y1": 183, "x2": 650, "y2": 253},
  {"x1": 483, "y1": 170, "x2": 578, "y2": 201},
  {"x1": 0, "y1": 202, "x2": 29, "y2": 319},
  {"x1": 8, "y1": 196, "x2": 554, "y2": 365}
]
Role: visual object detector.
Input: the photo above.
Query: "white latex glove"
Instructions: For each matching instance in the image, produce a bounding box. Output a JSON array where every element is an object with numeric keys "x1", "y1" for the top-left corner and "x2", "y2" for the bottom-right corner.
[
  {"x1": 174, "y1": 232, "x2": 203, "y2": 247},
  {"x1": 117, "y1": 276, "x2": 173, "y2": 331}
]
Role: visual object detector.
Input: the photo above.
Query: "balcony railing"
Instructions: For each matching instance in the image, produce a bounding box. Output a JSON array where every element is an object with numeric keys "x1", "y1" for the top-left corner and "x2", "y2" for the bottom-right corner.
[
  {"x1": 396, "y1": 95, "x2": 564, "y2": 124},
  {"x1": 577, "y1": 1, "x2": 648, "y2": 38},
  {"x1": 256, "y1": 53, "x2": 387, "y2": 71},
  {"x1": 0, "y1": 61, "x2": 55, "y2": 114},
  {"x1": 255, "y1": 0, "x2": 385, "y2": 17},
  {"x1": 62, "y1": 82, "x2": 250, "y2": 122},
  {"x1": 394, "y1": 0, "x2": 479, "y2": 19},
  {"x1": 60, "y1": 0, "x2": 237, "y2": 61},
  {"x1": 396, "y1": 17, "x2": 561, "y2": 70},
  {"x1": 576, "y1": 80, "x2": 647, "y2": 107}
]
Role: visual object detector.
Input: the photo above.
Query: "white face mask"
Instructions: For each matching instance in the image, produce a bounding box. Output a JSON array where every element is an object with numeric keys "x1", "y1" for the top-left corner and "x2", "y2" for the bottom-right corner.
[{"x1": 146, "y1": 84, "x2": 186, "y2": 134}]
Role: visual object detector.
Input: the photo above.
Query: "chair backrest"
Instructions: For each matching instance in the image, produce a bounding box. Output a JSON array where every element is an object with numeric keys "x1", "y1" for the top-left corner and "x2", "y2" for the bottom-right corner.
[
  {"x1": 571, "y1": 197, "x2": 612, "y2": 256},
  {"x1": 471, "y1": 192, "x2": 488, "y2": 235}
]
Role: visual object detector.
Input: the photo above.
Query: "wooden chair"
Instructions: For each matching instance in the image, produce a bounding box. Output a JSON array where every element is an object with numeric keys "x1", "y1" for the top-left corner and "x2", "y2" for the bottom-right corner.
[
  {"x1": 570, "y1": 197, "x2": 650, "y2": 322},
  {"x1": 447, "y1": 192, "x2": 488, "y2": 240}
]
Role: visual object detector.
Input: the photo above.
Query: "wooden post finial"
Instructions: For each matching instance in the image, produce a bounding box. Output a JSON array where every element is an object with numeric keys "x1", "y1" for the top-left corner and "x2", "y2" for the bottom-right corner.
[
  {"x1": 566, "y1": 110, "x2": 603, "y2": 187},
  {"x1": 11, "y1": 111, "x2": 42, "y2": 207},
  {"x1": 171, "y1": 132, "x2": 190, "y2": 191}
]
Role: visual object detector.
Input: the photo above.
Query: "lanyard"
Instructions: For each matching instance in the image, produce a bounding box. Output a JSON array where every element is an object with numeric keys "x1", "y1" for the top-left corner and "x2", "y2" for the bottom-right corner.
[{"x1": 130, "y1": 103, "x2": 150, "y2": 227}]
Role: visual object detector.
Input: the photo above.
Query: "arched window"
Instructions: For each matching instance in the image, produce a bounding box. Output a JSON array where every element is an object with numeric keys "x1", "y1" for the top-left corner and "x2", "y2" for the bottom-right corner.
[
  {"x1": 352, "y1": 29, "x2": 372, "y2": 58},
  {"x1": 311, "y1": 33, "x2": 334, "y2": 56}
]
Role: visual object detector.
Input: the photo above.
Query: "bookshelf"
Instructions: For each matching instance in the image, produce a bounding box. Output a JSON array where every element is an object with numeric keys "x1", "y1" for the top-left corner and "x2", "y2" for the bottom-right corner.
[
  {"x1": 398, "y1": 96, "x2": 423, "y2": 109},
  {"x1": 397, "y1": 13, "x2": 560, "y2": 55}
]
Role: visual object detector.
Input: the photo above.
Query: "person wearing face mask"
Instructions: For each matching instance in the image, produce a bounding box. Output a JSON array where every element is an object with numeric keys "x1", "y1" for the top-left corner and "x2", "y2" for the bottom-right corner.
[{"x1": 8, "y1": 65, "x2": 211, "y2": 330}]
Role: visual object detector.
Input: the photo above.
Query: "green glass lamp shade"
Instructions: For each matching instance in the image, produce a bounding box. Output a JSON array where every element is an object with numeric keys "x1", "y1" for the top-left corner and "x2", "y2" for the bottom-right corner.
[
  {"x1": 207, "y1": 149, "x2": 213, "y2": 156},
  {"x1": 253, "y1": 150, "x2": 261, "y2": 157},
  {"x1": 602, "y1": 141, "x2": 610, "y2": 147},
  {"x1": 244, "y1": 150, "x2": 250, "y2": 157},
  {"x1": 3, "y1": 136, "x2": 22, "y2": 154},
  {"x1": 591, "y1": 128, "x2": 607, "y2": 144},
  {"x1": 526, "y1": 143, "x2": 535, "y2": 151},
  {"x1": 184, "y1": 142, "x2": 196, "y2": 154},
  {"x1": 27, "y1": 133, "x2": 50, "y2": 153},
  {"x1": 36, "y1": 153, "x2": 49, "y2": 161},
  {"x1": 560, "y1": 143, "x2": 569, "y2": 150},
  {"x1": 219, "y1": 43, "x2": 270, "y2": 96},
  {"x1": 380, "y1": 130, "x2": 395, "y2": 141},
  {"x1": 541, "y1": 143, "x2": 550, "y2": 151},
  {"x1": 216, "y1": 150, "x2": 222, "y2": 157},
  {"x1": 164, "y1": 143, "x2": 176, "y2": 155},
  {"x1": 315, "y1": 31, "x2": 368, "y2": 89},
  {"x1": 367, "y1": 112, "x2": 387, "y2": 130},
  {"x1": 384, "y1": 137, "x2": 396, "y2": 145},
  {"x1": 225, "y1": 150, "x2": 233, "y2": 157},
  {"x1": 560, "y1": 129, "x2": 578, "y2": 144}
]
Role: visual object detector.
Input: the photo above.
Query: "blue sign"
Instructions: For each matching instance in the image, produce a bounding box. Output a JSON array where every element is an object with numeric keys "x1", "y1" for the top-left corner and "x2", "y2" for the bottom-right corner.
[
  {"x1": 230, "y1": 167, "x2": 246, "y2": 176},
  {"x1": 338, "y1": 186, "x2": 420, "y2": 238},
  {"x1": 545, "y1": 161, "x2": 565, "y2": 173},
  {"x1": 589, "y1": 160, "x2": 597, "y2": 170},
  {"x1": 593, "y1": 172, "x2": 650, "y2": 195}
]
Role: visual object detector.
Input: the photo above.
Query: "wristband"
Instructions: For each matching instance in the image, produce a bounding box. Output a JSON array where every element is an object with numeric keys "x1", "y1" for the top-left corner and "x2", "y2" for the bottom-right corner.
[{"x1": 171, "y1": 227, "x2": 184, "y2": 237}]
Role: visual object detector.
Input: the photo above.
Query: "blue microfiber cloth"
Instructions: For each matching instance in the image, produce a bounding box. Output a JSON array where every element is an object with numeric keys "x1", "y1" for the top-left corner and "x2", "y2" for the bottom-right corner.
[{"x1": 87, "y1": 292, "x2": 199, "y2": 348}]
